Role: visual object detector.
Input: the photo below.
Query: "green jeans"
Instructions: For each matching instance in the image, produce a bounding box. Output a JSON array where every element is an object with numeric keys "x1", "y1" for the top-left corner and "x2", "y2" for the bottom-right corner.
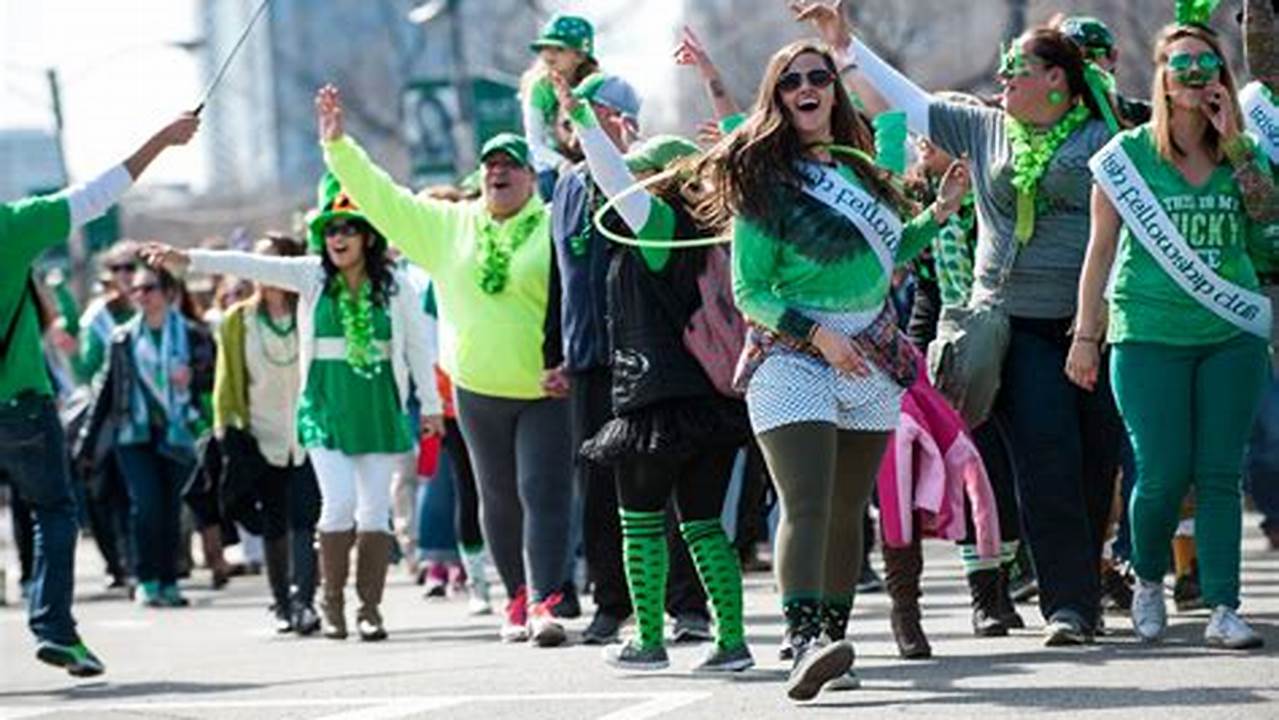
[{"x1": 1111, "y1": 333, "x2": 1269, "y2": 608}]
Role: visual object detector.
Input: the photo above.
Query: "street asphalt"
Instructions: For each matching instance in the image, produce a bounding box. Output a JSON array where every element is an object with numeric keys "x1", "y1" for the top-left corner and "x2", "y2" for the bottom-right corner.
[{"x1": 2, "y1": 515, "x2": 1278, "y2": 719}]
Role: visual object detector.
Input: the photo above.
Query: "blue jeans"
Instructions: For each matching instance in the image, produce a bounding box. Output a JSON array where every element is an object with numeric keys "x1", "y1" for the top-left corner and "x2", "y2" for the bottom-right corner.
[
  {"x1": 116, "y1": 443, "x2": 192, "y2": 585},
  {"x1": 0, "y1": 394, "x2": 80, "y2": 645},
  {"x1": 1246, "y1": 378, "x2": 1279, "y2": 532},
  {"x1": 1000, "y1": 318, "x2": 1124, "y2": 627},
  {"x1": 416, "y1": 450, "x2": 459, "y2": 562}
]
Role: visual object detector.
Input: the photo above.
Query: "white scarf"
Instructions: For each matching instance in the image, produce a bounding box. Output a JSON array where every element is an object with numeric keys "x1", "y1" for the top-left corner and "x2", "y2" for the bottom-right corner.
[{"x1": 1090, "y1": 137, "x2": 1272, "y2": 339}]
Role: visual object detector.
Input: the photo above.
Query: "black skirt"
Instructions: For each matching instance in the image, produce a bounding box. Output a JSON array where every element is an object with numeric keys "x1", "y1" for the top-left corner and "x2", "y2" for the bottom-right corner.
[{"x1": 581, "y1": 395, "x2": 750, "y2": 465}]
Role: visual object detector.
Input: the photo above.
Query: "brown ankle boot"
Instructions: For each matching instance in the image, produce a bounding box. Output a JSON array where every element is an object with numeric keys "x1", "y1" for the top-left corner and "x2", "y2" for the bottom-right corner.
[
  {"x1": 319, "y1": 530, "x2": 355, "y2": 639},
  {"x1": 355, "y1": 532, "x2": 393, "y2": 641},
  {"x1": 883, "y1": 542, "x2": 931, "y2": 659}
]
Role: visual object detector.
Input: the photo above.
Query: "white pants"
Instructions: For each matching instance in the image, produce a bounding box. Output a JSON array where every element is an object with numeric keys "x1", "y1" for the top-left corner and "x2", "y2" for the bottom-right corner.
[{"x1": 309, "y1": 449, "x2": 401, "y2": 533}]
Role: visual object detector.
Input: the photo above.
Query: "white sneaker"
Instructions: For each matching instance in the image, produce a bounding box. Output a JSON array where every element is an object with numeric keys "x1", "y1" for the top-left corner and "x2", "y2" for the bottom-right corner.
[
  {"x1": 467, "y1": 586, "x2": 493, "y2": 616},
  {"x1": 1204, "y1": 606, "x2": 1264, "y2": 650},
  {"x1": 1131, "y1": 578, "x2": 1167, "y2": 642}
]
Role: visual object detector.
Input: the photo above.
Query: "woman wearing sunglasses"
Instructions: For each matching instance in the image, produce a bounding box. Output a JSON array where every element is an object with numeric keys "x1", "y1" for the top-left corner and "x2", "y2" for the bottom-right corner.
[
  {"x1": 695, "y1": 38, "x2": 966, "y2": 699},
  {"x1": 797, "y1": 0, "x2": 1126, "y2": 646},
  {"x1": 1068, "y1": 18, "x2": 1277, "y2": 650},
  {"x1": 142, "y1": 174, "x2": 443, "y2": 642},
  {"x1": 102, "y1": 265, "x2": 215, "y2": 609}
]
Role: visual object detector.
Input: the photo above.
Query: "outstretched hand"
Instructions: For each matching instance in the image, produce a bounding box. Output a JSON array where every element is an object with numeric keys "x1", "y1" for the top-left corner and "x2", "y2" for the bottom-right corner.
[
  {"x1": 790, "y1": 0, "x2": 854, "y2": 53},
  {"x1": 138, "y1": 242, "x2": 191, "y2": 277},
  {"x1": 158, "y1": 113, "x2": 201, "y2": 147},
  {"x1": 315, "y1": 84, "x2": 345, "y2": 143}
]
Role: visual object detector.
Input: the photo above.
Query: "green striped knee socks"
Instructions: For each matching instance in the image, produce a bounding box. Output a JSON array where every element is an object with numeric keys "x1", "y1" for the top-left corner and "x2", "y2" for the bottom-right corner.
[
  {"x1": 620, "y1": 510, "x2": 668, "y2": 650},
  {"x1": 681, "y1": 518, "x2": 746, "y2": 651}
]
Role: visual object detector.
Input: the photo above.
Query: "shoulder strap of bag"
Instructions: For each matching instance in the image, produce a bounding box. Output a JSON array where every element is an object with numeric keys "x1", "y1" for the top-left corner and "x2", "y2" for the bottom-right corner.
[{"x1": 0, "y1": 274, "x2": 37, "y2": 359}]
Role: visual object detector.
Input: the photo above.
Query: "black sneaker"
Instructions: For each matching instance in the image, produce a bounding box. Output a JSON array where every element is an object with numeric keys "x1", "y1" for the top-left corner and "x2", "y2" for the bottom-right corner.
[
  {"x1": 856, "y1": 563, "x2": 883, "y2": 594},
  {"x1": 692, "y1": 643, "x2": 755, "y2": 673},
  {"x1": 1100, "y1": 565, "x2": 1134, "y2": 612},
  {"x1": 293, "y1": 604, "x2": 321, "y2": 636},
  {"x1": 1174, "y1": 569, "x2": 1204, "y2": 612},
  {"x1": 603, "y1": 640, "x2": 669, "y2": 671},
  {"x1": 787, "y1": 639, "x2": 854, "y2": 702},
  {"x1": 271, "y1": 604, "x2": 294, "y2": 634},
  {"x1": 36, "y1": 640, "x2": 106, "y2": 677},
  {"x1": 671, "y1": 614, "x2": 713, "y2": 644},
  {"x1": 551, "y1": 584, "x2": 581, "y2": 619},
  {"x1": 581, "y1": 613, "x2": 623, "y2": 645}
]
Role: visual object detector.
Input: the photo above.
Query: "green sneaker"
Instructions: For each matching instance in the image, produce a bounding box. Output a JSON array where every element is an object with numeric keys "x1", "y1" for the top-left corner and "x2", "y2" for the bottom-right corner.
[
  {"x1": 603, "y1": 640, "x2": 669, "y2": 671},
  {"x1": 36, "y1": 641, "x2": 106, "y2": 677},
  {"x1": 159, "y1": 583, "x2": 190, "y2": 608},
  {"x1": 136, "y1": 580, "x2": 164, "y2": 607}
]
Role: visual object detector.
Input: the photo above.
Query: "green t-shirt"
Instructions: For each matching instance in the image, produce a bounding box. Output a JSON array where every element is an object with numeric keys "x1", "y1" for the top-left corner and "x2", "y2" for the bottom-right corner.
[
  {"x1": 297, "y1": 288, "x2": 413, "y2": 454},
  {"x1": 0, "y1": 195, "x2": 70, "y2": 402},
  {"x1": 1108, "y1": 125, "x2": 1275, "y2": 346}
]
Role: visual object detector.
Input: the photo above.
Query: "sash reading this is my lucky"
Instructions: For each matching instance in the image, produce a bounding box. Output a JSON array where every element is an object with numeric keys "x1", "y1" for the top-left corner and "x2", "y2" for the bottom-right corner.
[
  {"x1": 795, "y1": 161, "x2": 904, "y2": 279},
  {"x1": 1089, "y1": 138, "x2": 1272, "y2": 339},
  {"x1": 1240, "y1": 81, "x2": 1279, "y2": 166}
]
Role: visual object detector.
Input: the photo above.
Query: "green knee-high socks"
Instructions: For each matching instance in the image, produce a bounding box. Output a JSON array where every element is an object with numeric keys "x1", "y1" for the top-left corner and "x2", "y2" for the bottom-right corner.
[
  {"x1": 621, "y1": 510, "x2": 668, "y2": 650},
  {"x1": 681, "y1": 519, "x2": 746, "y2": 651}
]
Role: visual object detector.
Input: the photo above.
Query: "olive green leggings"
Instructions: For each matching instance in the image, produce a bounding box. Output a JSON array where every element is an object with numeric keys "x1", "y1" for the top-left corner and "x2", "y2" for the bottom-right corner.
[{"x1": 756, "y1": 422, "x2": 888, "y2": 602}]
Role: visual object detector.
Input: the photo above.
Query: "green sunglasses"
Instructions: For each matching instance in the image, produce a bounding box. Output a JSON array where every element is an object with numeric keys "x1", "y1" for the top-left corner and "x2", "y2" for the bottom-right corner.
[{"x1": 1166, "y1": 51, "x2": 1222, "y2": 86}]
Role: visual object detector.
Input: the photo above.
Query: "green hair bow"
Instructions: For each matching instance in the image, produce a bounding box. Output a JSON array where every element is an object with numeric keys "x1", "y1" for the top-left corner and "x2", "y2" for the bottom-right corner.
[{"x1": 1175, "y1": 0, "x2": 1222, "y2": 27}]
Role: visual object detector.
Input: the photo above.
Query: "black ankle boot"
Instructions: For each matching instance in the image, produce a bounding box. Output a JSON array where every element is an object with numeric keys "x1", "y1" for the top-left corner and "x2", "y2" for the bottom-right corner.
[{"x1": 967, "y1": 568, "x2": 1009, "y2": 637}]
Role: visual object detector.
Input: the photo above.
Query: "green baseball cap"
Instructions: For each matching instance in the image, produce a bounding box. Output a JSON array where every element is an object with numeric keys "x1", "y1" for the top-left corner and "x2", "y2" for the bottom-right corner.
[
  {"x1": 479, "y1": 133, "x2": 532, "y2": 169},
  {"x1": 530, "y1": 14, "x2": 595, "y2": 59},
  {"x1": 1060, "y1": 16, "x2": 1116, "y2": 54},
  {"x1": 624, "y1": 135, "x2": 700, "y2": 175}
]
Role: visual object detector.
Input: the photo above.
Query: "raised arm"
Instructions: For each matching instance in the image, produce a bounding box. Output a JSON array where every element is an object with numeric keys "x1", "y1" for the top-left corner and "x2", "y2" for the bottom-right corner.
[
  {"x1": 896, "y1": 157, "x2": 972, "y2": 264},
  {"x1": 523, "y1": 78, "x2": 573, "y2": 173},
  {"x1": 1207, "y1": 81, "x2": 1279, "y2": 222},
  {"x1": 1065, "y1": 187, "x2": 1121, "y2": 392},
  {"x1": 141, "y1": 243, "x2": 317, "y2": 294},
  {"x1": 790, "y1": 0, "x2": 934, "y2": 132},
  {"x1": 316, "y1": 85, "x2": 462, "y2": 274},
  {"x1": 556, "y1": 76, "x2": 678, "y2": 271},
  {"x1": 675, "y1": 26, "x2": 742, "y2": 121}
]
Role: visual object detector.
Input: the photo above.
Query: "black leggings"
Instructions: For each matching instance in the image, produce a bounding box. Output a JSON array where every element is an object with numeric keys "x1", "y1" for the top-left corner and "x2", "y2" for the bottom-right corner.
[
  {"x1": 616, "y1": 448, "x2": 737, "y2": 522},
  {"x1": 442, "y1": 418, "x2": 482, "y2": 549}
]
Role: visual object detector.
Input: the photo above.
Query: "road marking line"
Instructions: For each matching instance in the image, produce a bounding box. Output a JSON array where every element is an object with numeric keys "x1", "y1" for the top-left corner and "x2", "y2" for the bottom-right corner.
[{"x1": 0, "y1": 691, "x2": 712, "y2": 719}]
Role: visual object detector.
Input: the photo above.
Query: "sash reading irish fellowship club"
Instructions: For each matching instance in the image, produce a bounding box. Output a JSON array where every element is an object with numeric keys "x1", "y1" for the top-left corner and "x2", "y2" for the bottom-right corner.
[
  {"x1": 796, "y1": 161, "x2": 903, "y2": 278},
  {"x1": 1089, "y1": 137, "x2": 1272, "y2": 339},
  {"x1": 1240, "y1": 82, "x2": 1279, "y2": 166}
]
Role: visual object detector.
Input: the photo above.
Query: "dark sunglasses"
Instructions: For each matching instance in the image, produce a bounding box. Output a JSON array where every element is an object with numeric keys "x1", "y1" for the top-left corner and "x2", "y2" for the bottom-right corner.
[
  {"x1": 776, "y1": 68, "x2": 836, "y2": 93},
  {"x1": 109, "y1": 262, "x2": 138, "y2": 274},
  {"x1": 324, "y1": 221, "x2": 364, "y2": 238},
  {"x1": 130, "y1": 282, "x2": 160, "y2": 295}
]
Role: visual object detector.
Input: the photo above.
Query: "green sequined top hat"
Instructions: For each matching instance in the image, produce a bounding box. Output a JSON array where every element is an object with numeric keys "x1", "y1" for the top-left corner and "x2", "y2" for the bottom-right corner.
[
  {"x1": 306, "y1": 172, "x2": 381, "y2": 253},
  {"x1": 1176, "y1": 0, "x2": 1223, "y2": 28},
  {"x1": 479, "y1": 132, "x2": 532, "y2": 169},
  {"x1": 529, "y1": 14, "x2": 595, "y2": 59},
  {"x1": 1060, "y1": 16, "x2": 1116, "y2": 55}
]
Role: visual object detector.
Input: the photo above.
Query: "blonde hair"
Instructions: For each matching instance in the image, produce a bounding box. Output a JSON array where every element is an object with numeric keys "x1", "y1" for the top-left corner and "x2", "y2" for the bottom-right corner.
[{"x1": 1150, "y1": 24, "x2": 1244, "y2": 162}]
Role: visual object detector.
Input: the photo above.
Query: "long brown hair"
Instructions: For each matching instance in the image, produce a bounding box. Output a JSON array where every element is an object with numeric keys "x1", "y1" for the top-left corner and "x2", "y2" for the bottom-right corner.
[
  {"x1": 695, "y1": 41, "x2": 905, "y2": 228},
  {"x1": 1150, "y1": 24, "x2": 1244, "y2": 162}
]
